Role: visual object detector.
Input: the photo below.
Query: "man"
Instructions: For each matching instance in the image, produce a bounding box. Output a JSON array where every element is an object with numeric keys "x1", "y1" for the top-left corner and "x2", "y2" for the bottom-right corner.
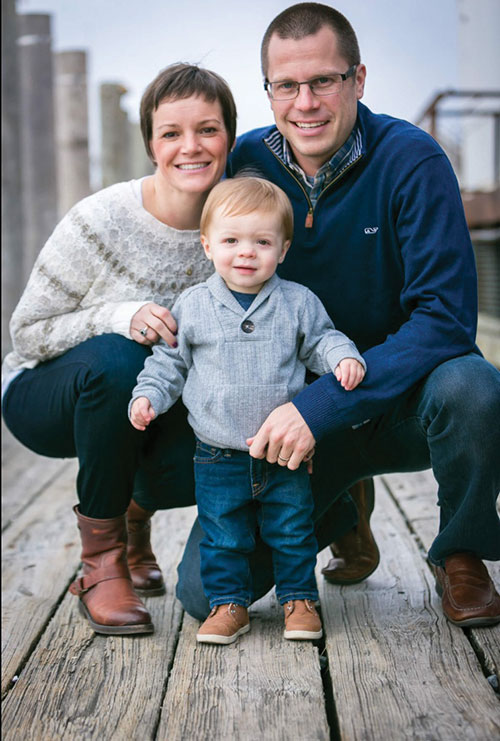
[{"x1": 177, "y1": 3, "x2": 500, "y2": 627}]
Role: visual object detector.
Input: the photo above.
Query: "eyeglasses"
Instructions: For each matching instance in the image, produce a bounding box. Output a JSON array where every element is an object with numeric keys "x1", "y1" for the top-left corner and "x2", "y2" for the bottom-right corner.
[{"x1": 264, "y1": 65, "x2": 357, "y2": 101}]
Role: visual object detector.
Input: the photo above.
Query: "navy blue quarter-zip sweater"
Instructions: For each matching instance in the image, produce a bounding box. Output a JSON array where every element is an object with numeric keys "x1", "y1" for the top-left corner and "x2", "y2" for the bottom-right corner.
[{"x1": 227, "y1": 102, "x2": 478, "y2": 440}]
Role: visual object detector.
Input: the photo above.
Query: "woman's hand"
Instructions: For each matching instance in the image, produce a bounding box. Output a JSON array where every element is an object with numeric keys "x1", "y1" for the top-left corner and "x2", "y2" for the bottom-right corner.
[
  {"x1": 130, "y1": 397, "x2": 156, "y2": 431},
  {"x1": 130, "y1": 303, "x2": 178, "y2": 347}
]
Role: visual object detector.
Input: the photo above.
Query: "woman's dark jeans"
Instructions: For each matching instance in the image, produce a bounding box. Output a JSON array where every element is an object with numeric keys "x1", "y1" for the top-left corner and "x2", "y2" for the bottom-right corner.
[{"x1": 2, "y1": 334, "x2": 196, "y2": 518}]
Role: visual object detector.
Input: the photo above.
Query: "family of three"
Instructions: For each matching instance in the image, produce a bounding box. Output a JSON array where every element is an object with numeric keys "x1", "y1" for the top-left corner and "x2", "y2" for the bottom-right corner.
[{"x1": 3, "y1": 3, "x2": 499, "y2": 645}]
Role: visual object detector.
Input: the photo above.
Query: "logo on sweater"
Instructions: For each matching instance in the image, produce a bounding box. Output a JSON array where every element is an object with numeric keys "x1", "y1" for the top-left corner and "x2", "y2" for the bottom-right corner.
[{"x1": 364, "y1": 227, "x2": 379, "y2": 234}]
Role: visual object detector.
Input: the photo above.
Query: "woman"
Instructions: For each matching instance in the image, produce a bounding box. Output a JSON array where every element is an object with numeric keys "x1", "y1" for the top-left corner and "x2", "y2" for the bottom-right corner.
[{"x1": 2, "y1": 64, "x2": 237, "y2": 635}]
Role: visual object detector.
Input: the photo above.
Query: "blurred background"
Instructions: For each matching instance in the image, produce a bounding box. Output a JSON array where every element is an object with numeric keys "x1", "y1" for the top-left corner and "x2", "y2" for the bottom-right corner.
[{"x1": 2, "y1": 0, "x2": 499, "y2": 360}]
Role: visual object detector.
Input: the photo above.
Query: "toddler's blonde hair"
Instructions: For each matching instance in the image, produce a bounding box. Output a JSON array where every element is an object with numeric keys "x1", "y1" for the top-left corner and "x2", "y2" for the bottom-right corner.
[{"x1": 201, "y1": 176, "x2": 294, "y2": 241}]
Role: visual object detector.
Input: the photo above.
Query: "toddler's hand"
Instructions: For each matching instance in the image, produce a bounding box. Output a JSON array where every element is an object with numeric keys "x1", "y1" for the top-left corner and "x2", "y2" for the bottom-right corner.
[
  {"x1": 130, "y1": 397, "x2": 155, "y2": 431},
  {"x1": 334, "y1": 358, "x2": 365, "y2": 391}
]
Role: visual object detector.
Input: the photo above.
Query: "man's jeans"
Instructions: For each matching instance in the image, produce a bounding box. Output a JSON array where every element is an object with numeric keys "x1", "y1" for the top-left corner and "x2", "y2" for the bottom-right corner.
[
  {"x1": 194, "y1": 440, "x2": 318, "y2": 608},
  {"x1": 177, "y1": 353, "x2": 500, "y2": 620}
]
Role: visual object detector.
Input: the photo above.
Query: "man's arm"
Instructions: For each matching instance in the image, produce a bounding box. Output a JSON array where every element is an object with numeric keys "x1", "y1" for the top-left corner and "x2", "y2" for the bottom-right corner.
[{"x1": 250, "y1": 153, "x2": 477, "y2": 463}]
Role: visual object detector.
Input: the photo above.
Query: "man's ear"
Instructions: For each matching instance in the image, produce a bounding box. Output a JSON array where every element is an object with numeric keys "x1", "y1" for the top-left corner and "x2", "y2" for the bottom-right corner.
[
  {"x1": 278, "y1": 239, "x2": 291, "y2": 263},
  {"x1": 200, "y1": 234, "x2": 212, "y2": 260}
]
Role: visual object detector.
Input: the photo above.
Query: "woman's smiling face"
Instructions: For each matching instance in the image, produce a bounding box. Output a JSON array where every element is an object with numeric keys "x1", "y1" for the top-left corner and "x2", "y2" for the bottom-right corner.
[{"x1": 150, "y1": 95, "x2": 229, "y2": 197}]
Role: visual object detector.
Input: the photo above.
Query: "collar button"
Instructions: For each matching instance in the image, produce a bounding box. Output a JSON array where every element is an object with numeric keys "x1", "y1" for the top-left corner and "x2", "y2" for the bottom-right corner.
[{"x1": 241, "y1": 319, "x2": 255, "y2": 334}]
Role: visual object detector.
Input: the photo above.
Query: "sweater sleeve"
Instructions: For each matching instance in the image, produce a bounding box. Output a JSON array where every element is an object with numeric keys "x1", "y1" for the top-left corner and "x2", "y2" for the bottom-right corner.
[
  {"x1": 297, "y1": 289, "x2": 366, "y2": 376},
  {"x1": 9, "y1": 208, "x2": 148, "y2": 363},
  {"x1": 128, "y1": 297, "x2": 192, "y2": 418},
  {"x1": 294, "y1": 154, "x2": 478, "y2": 439}
]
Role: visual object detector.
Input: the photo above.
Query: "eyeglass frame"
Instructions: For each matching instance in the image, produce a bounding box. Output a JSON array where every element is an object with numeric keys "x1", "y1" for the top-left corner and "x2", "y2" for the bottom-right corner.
[{"x1": 264, "y1": 64, "x2": 357, "y2": 100}]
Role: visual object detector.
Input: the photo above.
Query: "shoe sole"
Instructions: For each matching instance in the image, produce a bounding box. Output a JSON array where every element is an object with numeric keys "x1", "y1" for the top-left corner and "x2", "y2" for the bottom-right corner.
[
  {"x1": 78, "y1": 600, "x2": 154, "y2": 635},
  {"x1": 196, "y1": 623, "x2": 250, "y2": 645},
  {"x1": 284, "y1": 628, "x2": 323, "y2": 640}
]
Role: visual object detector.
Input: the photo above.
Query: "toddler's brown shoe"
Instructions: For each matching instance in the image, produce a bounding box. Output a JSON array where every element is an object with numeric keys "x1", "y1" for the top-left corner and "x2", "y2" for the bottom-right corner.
[
  {"x1": 196, "y1": 603, "x2": 250, "y2": 645},
  {"x1": 283, "y1": 599, "x2": 323, "y2": 640}
]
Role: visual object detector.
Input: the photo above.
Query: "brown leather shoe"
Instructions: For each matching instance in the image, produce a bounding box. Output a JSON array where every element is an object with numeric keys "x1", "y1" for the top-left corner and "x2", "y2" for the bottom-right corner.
[
  {"x1": 322, "y1": 479, "x2": 380, "y2": 585},
  {"x1": 196, "y1": 603, "x2": 250, "y2": 644},
  {"x1": 69, "y1": 506, "x2": 154, "y2": 635},
  {"x1": 283, "y1": 600, "x2": 323, "y2": 640},
  {"x1": 434, "y1": 552, "x2": 500, "y2": 627},
  {"x1": 127, "y1": 499, "x2": 166, "y2": 596}
]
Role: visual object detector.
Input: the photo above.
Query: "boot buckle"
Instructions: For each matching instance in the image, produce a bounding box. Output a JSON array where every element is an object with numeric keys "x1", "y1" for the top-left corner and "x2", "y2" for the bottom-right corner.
[{"x1": 69, "y1": 575, "x2": 90, "y2": 596}]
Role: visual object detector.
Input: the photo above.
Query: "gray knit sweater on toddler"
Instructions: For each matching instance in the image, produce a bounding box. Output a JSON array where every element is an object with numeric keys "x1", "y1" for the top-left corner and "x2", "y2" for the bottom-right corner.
[{"x1": 129, "y1": 272, "x2": 366, "y2": 451}]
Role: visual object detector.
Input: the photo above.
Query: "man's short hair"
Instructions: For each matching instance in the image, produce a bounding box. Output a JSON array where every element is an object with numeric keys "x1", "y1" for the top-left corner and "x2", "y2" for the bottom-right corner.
[
  {"x1": 261, "y1": 2, "x2": 360, "y2": 77},
  {"x1": 140, "y1": 63, "x2": 237, "y2": 164},
  {"x1": 200, "y1": 177, "x2": 294, "y2": 242}
]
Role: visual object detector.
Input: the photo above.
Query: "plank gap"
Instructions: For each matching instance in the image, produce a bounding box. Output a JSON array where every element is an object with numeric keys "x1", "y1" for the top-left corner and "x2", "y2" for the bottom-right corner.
[
  {"x1": 316, "y1": 631, "x2": 341, "y2": 741},
  {"x1": 152, "y1": 608, "x2": 187, "y2": 741},
  {"x1": 379, "y1": 473, "x2": 431, "y2": 562}
]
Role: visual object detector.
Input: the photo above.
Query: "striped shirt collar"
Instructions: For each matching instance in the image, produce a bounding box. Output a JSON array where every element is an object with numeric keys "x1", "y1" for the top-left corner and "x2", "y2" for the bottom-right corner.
[{"x1": 265, "y1": 125, "x2": 363, "y2": 205}]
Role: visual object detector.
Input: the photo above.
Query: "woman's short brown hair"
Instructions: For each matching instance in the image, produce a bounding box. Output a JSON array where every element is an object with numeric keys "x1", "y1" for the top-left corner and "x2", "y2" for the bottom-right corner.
[
  {"x1": 200, "y1": 177, "x2": 294, "y2": 243},
  {"x1": 140, "y1": 63, "x2": 237, "y2": 164}
]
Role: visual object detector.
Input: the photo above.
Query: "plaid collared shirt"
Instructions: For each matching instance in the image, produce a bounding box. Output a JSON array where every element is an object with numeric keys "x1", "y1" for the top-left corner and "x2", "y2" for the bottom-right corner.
[{"x1": 279, "y1": 126, "x2": 362, "y2": 207}]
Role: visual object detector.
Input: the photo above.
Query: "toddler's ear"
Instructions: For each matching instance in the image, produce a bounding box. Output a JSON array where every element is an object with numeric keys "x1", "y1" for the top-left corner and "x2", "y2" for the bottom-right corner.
[
  {"x1": 278, "y1": 240, "x2": 291, "y2": 263},
  {"x1": 200, "y1": 235, "x2": 212, "y2": 260}
]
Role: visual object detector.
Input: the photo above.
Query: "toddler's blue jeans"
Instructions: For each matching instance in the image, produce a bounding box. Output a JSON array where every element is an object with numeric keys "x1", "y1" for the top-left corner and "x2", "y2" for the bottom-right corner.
[{"x1": 194, "y1": 440, "x2": 318, "y2": 608}]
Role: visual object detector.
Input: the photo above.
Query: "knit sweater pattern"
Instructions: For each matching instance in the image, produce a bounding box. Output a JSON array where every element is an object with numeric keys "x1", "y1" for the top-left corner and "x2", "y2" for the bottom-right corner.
[
  {"x1": 3, "y1": 180, "x2": 213, "y2": 378},
  {"x1": 130, "y1": 272, "x2": 365, "y2": 451}
]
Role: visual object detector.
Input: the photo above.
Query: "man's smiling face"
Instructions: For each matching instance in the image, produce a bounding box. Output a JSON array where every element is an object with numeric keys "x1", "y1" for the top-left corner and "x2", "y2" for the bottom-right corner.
[{"x1": 266, "y1": 25, "x2": 366, "y2": 177}]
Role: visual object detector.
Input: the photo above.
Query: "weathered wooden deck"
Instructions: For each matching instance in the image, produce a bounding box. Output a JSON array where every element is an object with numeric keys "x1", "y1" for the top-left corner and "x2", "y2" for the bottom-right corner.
[{"x1": 2, "y1": 422, "x2": 499, "y2": 740}]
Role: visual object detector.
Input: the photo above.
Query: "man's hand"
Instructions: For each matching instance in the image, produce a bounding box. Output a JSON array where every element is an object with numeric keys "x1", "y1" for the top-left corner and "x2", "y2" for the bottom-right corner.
[
  {"x1": 334, "y1": 357, "x2": 365, "y2": 390},
  {"x1": 130, "y1": 302, "x2": 177, "y2": 347},
  {"x1": 130, "y1": 397, "x2": 156, "y2": 431},
  {"x1": 246, "y1": 402, "x2": 315, "y2": 471}
]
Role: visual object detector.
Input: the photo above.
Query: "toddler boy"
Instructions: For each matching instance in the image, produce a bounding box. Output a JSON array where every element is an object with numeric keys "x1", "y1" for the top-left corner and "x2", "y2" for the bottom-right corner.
[{"x1": 129, "y1": 177, "x2": 366, "y2": 644}]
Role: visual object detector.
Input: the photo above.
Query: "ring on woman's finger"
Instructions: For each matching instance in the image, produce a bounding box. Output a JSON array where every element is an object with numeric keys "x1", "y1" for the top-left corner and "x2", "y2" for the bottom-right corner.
[
  {"x1": 278, "y1": 454, "x2": 290, "y2": 463},
  {"x1": 139, "y1": 326, "x2": 149, "y2": 337}
]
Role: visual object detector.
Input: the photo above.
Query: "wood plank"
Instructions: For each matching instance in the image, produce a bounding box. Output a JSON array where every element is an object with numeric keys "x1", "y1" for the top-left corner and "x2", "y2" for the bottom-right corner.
[
  {"x1": 158, "y1": 593, "x2": 330, "y2": 741},
  {"x1": 1, "y1": 461, "x2": 80, "y2": 694},
  {"x1": 318, "y1": 478, "x2": 500, "y2": 740},
  {"x1": 1, "y1": 422, "x2": 71, "y2": 529},
  {"x1": 383, "y1": 471, "x2": 500, "y2": 679},
  {"x1": 1, "y1": 506, "x2": 196, "y2": 740}
]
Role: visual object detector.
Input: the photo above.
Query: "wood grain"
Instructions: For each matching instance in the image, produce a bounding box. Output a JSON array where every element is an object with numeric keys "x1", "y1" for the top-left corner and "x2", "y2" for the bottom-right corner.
[
  {"x1": 1, "y1": 507, "x2": 196, "y2": 739},
  {"x1": 158, "y1": 594, "x2": 330, "y2": 741},
  {"x1": 319, "y1": 478, "x2": 500, "y2": 740},
  {"x1": 382, "y1": 471, "x2": 500, "y2": 679}
]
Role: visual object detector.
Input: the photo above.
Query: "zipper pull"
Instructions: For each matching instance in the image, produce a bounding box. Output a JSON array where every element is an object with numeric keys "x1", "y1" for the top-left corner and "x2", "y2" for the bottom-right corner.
[{"x1": 305, "y1": 209, "x2": 313, "y2": 228}]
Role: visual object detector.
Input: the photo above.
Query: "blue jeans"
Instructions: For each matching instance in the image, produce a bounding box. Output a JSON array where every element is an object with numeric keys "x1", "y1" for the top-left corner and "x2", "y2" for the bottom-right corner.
[
  {"x1": 177, "y1": 353, "x2": 500, "y2": 620},
  {"x1": 194, "y1": 440, "x2": 318, "y2": 608},
  {"x1": 2, "y1": 334, "x2": 197, "y2": 518}
]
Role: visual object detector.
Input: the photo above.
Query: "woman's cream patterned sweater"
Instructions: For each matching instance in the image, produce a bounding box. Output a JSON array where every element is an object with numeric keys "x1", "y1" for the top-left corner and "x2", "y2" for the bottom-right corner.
[{"x1": 2, "y1": 180, "x2": 213, "y2": 379}]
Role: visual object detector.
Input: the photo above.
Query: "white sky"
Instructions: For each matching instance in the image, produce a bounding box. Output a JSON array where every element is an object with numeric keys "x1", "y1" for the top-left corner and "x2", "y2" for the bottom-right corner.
[{"x1": 17, "y1": 0, "x2": 460, "y2": 183}]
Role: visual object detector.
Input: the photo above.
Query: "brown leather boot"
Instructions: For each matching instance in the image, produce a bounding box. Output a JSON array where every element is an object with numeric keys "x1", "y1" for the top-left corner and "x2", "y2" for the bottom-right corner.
[
  {"x1": 435, "y1": 553, "x2": 500, "y2": 627},
  {"x1": 321, "y1": 479, "x2": 380, "y2": 585},
  {"x1": 69, "y1": 506, "x2": 154, "y2": 635},
  {"x1": 126, "y1": 499, "x2": 166, "y2": 596}
]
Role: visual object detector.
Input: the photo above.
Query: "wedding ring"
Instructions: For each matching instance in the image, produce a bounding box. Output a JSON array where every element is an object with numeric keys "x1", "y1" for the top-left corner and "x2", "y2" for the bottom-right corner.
[
  {"x1": 139, "y1": 326, "x2": 148, "y2": 337},
  {"x1": 278, "y1": 455, "x2": 290, "y2": 462}
]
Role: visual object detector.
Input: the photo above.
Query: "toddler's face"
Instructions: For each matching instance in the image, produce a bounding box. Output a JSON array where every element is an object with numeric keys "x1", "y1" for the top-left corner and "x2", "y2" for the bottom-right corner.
[{"x1": 201, "y1": 208, "x2": 290, "y2": 294}]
